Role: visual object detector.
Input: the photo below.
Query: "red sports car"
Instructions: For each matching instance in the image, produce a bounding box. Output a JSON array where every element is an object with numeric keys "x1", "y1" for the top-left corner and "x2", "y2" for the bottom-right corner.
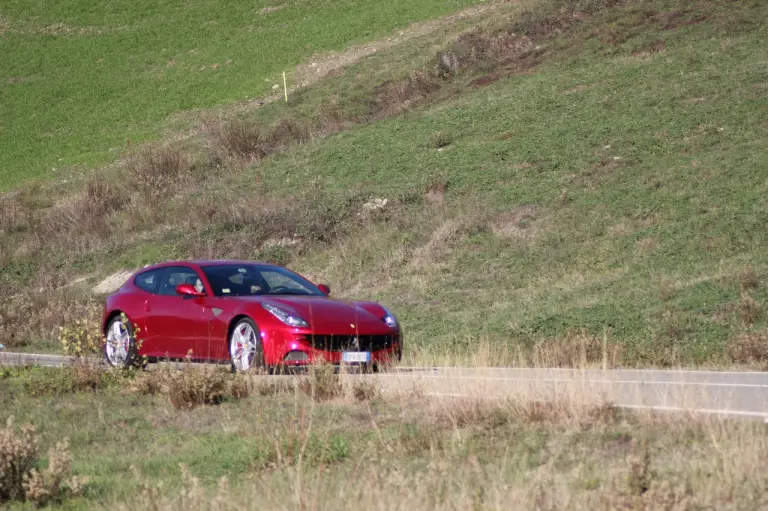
[{"x1": 101, "y1": 260, "x2": 402, "y2": 372}]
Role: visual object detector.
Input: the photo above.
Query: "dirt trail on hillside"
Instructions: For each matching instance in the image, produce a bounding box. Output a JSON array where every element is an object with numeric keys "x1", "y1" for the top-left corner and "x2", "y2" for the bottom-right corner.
[
  {"x1": 169, "y1": 1, "x2": 512, "y2": 133},
  {"x1": 293, "y1": 1, "x2": 511, "y2": 87}
]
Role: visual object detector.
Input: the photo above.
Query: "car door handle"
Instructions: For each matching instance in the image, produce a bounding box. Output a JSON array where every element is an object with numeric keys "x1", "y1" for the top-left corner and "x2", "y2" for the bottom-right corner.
[{"x1": 144, "y1": 301, "x2": 151, "y2": 312}]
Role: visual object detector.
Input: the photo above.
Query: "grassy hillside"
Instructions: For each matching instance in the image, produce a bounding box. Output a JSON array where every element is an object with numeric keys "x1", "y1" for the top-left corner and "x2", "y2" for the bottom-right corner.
[
  {"x1": 0, "y1": 0, "x2": 482, "y2": 190},
  {"x1": 1, "y1": 0, "x2": 767, "y2": 367}
]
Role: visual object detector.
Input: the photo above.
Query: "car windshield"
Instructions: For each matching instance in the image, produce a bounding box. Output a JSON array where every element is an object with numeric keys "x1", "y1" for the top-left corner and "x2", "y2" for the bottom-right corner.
[{"x1": 200, "y1": 264, "x2": 324, "y2": 297}]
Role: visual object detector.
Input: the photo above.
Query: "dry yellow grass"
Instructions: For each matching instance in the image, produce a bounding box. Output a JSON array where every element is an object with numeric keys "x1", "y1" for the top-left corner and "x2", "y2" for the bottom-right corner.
[{"x1": 115, "y1": 391, "x2": 768, "y2": 511}]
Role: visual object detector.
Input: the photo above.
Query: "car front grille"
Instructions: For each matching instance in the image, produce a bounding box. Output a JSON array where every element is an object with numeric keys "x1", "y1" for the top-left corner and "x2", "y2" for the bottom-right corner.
[{"x1": 304, "y1": 333, "x2": 398, "y2": 352}]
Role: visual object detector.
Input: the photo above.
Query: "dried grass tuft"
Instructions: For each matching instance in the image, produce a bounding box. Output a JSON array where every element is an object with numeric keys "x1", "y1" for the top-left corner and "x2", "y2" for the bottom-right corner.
[
  {"x1": 727, "y1": 330, "x2": 768, "y2": 367},
  {"x1": 299, "y1": 362, "x2": 342, "y2": 402},
  {"x1": 162, "y1": 366, "x2": 251, "y2": 409},
  {"x1": 350, "y1": 380, "x2": 381, "y2": 401},
  {"x1": 0, "y1": 418, "x2": 86, "y2": 505},
  {"x1": 532, "y1": 329, "x2": 620, "y2": 368},
  {"x1": 127, "y1": 145, "x2": 190, "y2": 203}
]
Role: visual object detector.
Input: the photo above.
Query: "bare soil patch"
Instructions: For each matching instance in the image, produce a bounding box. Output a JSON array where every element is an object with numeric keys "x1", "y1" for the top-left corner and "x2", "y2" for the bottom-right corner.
[{"x1": 490, "y1": 205, "x2": 539, "y2": 242}]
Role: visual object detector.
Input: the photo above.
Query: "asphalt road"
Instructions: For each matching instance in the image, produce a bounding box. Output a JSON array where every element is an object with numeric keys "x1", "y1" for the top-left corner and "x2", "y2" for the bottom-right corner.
[{"x1": 3, "y1": 352, "x2": 767, "y2": 422}]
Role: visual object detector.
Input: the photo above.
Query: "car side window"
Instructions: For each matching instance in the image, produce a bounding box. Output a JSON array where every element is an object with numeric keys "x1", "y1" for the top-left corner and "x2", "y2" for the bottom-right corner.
[
  {"x1": 134, "y1": 269, "x2": 163, "y2": 294},
  {"x1": 157, "y1": 266, "x2": 204, "y2": 296}
]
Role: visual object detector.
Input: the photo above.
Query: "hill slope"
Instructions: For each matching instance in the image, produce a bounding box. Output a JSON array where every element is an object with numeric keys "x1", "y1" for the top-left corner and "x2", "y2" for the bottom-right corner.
[
  {"x1": 0, "y1": 0, "x2": 483, "y2": 190},
  {"x1": 1, "y1": 0, "x2": 767, "y2": 367}
]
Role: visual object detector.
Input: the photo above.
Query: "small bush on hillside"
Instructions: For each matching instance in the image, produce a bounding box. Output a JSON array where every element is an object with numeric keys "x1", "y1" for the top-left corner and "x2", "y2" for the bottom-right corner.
[
  {"x1": 511, "y1": 0, "x2": 624, "y2": 37},
  {"x1": 127, "y1": 146, "x2": 190, "y2": 202},
  {"x1": 57, "y1": 179, "x2": 125, "y2": 235},
  {"x1": 727, "y1": 331, "x2": 768, "y2": 367},
  {"x1": 212, "y1": 117, "x2": 312, "y2": 162},
  {"x1": 378, "y1": 69, "x2": 441, "y2": 116},
  {"x1": 213, "y1": 118, "x2": 269, "y2": 161},
  {"x1": 0, "y1": 418, "x2": 87, "y2": 506}
]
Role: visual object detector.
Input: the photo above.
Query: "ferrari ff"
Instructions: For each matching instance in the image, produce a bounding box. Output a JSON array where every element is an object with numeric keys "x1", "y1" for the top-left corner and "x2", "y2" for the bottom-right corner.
[{"x1": 101, "y1": 260, "x2": 402, "y2": 372}]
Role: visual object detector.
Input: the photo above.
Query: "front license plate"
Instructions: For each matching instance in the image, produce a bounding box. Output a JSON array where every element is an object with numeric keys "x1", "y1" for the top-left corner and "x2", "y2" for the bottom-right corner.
[{"x1": 342, "y1": 351, "x2": 371, "y2": 363}]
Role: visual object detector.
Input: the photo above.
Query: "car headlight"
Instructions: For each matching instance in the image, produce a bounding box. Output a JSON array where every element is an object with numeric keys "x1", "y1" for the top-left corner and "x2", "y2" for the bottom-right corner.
[
  {"x1": 382, "y1": 307, "x2": 398, "y2": 328},
  {"x1": 262, "y1": 303, "x2": 308, "y2": 327}
]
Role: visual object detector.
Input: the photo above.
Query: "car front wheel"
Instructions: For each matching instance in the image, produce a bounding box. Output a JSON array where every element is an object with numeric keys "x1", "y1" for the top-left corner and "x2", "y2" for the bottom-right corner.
[{"x1": 229, "y1": 318, "x2": 265, "y2": 373}]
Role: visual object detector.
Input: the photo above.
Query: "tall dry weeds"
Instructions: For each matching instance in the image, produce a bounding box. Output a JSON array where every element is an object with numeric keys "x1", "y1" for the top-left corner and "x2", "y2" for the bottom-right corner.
[
  {"x1": 211, "y1": 117, "x2": 312, "y2": 163},
  {"x1": 531, "y1": 329, "x2": 621, "y2": 368},
  {"x1": 129, "y1": 364, "x2": 252, "y2": 409},
  {"x1": 127, "y1": 145, "x2": 190, "y2": 203},
  {"x1": 298, "y1": 362, "x2": 342, "y2": 402}
]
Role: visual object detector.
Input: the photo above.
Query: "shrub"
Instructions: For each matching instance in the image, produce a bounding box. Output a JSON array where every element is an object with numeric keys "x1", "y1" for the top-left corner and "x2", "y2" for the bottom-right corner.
[
  {"x1": 127, "y1": 145, "x2": 190, "y2": 202},
  {"x1": 377, "y1": 69, "x2": 441, "y2": 117},
  {"x1": 0, "y1": 418, "x2": 87, "y2": 505},
  {"x1": 128, "y1": 372, "x2": 165, "y2": 396},
  {"x1": 0, "y1": 420, "x2": 37, "y2": 502},
  {"x1": 727, "y1": 331, "x2": 768, "y2": 367},
  {"x1": 54, "y1": 179, "x2": 125, "y2": 235},
  {"x1": 428, "y1": 131, "x2": 453, "y2": 149},
  {"x1": 58, "y1": 308, "x2": 104, "y2": 358},
  {"x1": 299, "y1": 362, "x2": 342, "y2": 402},
  {"x1": 164, "y1": 366, "x2": 251, "y2": 410},
  {"x1": 212, "y1": 118, "x2": 269, "y2": 161}
]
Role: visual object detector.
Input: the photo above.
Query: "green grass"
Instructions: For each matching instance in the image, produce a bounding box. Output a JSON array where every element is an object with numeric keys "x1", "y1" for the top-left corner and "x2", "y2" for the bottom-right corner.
[
  {"x1": 1, "y1": 0, "x2": 767, "y2": 367},
  {"x1": 0, "y1": 0, "x2": 482, "y2": 191}
]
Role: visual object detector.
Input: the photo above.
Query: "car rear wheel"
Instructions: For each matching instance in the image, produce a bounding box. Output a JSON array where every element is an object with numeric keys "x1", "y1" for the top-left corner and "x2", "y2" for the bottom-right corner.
[
  {"x1": 104, "y1": 315, "x2": 142, "y2": 368},
  {"x1": 229, "y1": 318, "x2": 265, "y2": 373}
]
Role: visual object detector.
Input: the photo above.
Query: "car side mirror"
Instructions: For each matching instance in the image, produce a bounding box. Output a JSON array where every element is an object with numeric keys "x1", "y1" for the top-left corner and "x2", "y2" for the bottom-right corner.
[
  {"x1": 317, "y1": 284, "x2": 331, "y2": 296},
  {"x1": 176, "y1": 284, "x2": 205, "y2": 298}
]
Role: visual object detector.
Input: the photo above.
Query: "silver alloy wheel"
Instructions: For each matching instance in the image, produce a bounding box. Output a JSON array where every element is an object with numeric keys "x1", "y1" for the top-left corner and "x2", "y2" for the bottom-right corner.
[
  {"x1": 105, "y1": 318, "x2": 131, "y2": 366},
  {"x1": 230, "y1": 320, "x2": 260, "y2": 372}
]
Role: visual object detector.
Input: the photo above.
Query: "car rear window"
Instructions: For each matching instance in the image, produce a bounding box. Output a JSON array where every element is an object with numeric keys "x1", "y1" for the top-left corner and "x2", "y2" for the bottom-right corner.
[{"x1": 134, "y1": 269, "x2": 162, "y2": 294}]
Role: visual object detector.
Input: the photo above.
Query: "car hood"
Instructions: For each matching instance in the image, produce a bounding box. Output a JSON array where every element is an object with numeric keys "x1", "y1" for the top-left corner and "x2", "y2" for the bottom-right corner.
[{"x1": 240, "y1": 296, "x2": 392, "y2": 334}]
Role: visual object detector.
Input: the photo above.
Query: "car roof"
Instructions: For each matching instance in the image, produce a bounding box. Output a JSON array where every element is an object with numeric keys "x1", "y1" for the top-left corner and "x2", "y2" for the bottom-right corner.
[{"x1": 138, "y1": 259, "x2": 279, "y2": 272}]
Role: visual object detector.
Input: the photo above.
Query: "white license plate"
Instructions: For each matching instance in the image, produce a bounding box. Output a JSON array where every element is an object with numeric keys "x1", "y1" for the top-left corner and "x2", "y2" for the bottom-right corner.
[{"x1": 342, "y1": 351, "x2": 371, "y2": 363}]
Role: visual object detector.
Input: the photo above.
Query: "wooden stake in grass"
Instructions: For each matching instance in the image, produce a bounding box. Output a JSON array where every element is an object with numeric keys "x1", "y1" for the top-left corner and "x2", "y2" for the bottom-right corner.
[{"x1": 283, "y1": 71, "x2": 288, "y2": 103}]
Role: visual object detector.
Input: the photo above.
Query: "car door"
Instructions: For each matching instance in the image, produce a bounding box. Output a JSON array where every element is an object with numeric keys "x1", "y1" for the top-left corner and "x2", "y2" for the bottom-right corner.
[
  {"x1": 151, "y1": 265, "x2": 210, "y2": 360},
  {"x1": 130, "y1": 268, "x2": 166, "y2": 356}
]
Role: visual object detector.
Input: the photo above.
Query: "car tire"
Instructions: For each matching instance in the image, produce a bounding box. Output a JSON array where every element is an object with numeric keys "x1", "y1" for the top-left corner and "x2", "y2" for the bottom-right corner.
[
  {"x1": 229, "y1": 317, "x2": 266, "y2": 373},
  {"x1": 104, "y1": 314, "x2": 143, "y2": 369}
]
